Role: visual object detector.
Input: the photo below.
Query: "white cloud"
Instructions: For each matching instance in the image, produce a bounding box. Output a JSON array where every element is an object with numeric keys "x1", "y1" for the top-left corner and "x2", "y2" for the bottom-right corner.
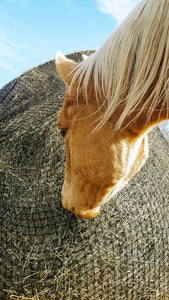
[
  {"x1": 95, "y1": 0, "x2": 141, "y2": 24},
  {"x1": 0, "y1": 36, "x2": 41, "y2": 52},
  {"x1": 0, "y1": 42, "x2": 29, "y2": 64},
  {"x1": 0, "y1": 36, "x2": 30, "y2": 49},
  {"x1": 0, "y1": 35, "x2": 42, "y2": 75},
  {"x1": 0, "y1": 61, "x2": 18, "y2": 74},
  {"x1": 0, "y1": 36, "x2": 41, "y2": 85}
]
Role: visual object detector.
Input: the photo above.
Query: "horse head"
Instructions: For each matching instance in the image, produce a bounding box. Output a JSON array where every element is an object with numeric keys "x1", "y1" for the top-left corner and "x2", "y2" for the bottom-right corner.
[{"x1": 55, "y1": 52, "x2": 149, "y2": 218}]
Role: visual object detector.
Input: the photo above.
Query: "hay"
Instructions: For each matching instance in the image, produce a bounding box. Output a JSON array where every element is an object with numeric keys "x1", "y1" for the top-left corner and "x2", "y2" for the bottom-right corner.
[{"x1": 0, "y1": 51, "x2": 169, "y2": 300}]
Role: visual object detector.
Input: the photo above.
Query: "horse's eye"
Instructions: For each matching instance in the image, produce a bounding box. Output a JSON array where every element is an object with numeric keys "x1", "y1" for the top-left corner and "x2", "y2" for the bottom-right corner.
[{"x1": 59, "y1": 128, "x2": 68, "y2": 138}]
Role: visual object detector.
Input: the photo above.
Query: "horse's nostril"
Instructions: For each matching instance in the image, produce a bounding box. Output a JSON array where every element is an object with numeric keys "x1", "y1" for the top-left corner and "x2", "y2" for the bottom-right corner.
[{"x1": 71, "y1": 206, "x2": 75, "y2": 213}]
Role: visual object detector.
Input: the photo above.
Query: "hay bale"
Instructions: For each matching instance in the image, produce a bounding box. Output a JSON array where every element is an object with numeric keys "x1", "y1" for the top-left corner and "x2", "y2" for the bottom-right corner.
[{"x1": 0, "y1": 51, "x2": 169, "y2": 300}]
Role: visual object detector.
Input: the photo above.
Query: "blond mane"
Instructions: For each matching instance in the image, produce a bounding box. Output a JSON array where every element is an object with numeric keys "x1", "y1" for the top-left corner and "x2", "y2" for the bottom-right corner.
[{"x1": 72, "y1": 0, "x2": 169, "y2": 132}]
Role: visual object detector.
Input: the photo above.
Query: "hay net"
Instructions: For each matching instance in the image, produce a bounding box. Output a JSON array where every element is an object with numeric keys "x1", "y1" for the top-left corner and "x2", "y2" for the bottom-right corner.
[{"x1": 0, "y1": 52, "x2": 169, "y2": 300}]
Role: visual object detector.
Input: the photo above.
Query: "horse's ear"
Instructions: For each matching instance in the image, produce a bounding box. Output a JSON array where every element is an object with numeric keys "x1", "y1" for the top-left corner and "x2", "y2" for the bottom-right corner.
[{"x1": 55, "y1": 51, "x2": 77, "y2": 85}]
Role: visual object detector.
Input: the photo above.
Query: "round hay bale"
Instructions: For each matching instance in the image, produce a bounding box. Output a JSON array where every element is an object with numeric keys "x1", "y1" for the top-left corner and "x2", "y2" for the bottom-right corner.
[{"x1": 0, "y1": 51, "x2": 169, "y2": 300}]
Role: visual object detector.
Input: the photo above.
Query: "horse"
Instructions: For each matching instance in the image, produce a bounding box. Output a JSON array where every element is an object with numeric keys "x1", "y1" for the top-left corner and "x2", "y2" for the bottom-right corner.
[{"x1": 55, "y1": 0, "x2": 169, "y2": 219}]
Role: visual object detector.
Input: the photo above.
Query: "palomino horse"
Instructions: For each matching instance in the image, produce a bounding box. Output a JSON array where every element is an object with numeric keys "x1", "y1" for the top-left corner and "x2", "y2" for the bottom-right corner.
[{"x1": 55, "y1": 0, "x2": 169, "y2": 219}]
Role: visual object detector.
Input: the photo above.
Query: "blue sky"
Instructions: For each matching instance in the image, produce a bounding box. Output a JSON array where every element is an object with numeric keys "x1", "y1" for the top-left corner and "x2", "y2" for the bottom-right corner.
[{"x1": 0, "y1": 0, "x2": 140, "y2": 88}]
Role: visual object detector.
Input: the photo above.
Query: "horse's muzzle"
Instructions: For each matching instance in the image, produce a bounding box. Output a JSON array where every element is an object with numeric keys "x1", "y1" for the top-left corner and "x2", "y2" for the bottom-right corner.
[{"x1": 62, "y1": 198, "x2": 100, "y2": 219}]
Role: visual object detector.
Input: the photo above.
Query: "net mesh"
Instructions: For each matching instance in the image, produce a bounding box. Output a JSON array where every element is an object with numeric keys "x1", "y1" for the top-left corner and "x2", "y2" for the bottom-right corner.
[{"x1": 0, "y1": 52, "x2": 169, "y2": 300}]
